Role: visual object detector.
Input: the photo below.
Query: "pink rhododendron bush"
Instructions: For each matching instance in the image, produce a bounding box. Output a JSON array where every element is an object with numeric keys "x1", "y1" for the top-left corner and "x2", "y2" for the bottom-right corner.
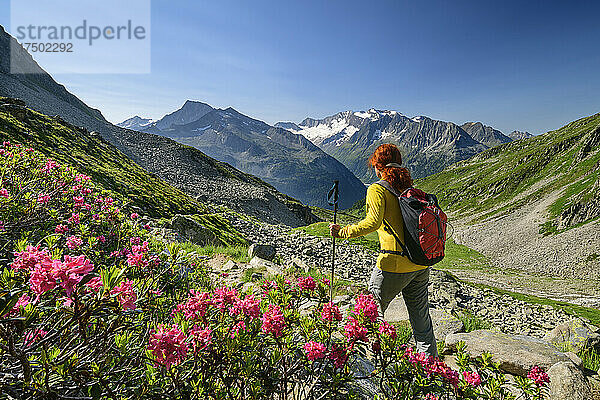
[{"x1": 0, "y1": 142, "x2": 549, "y2": 399}]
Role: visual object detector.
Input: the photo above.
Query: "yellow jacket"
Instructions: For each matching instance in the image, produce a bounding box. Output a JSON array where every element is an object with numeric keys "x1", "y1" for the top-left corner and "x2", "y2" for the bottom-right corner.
[{"x1": 338, "y1": 183, "x2": 428, "y2": 273}]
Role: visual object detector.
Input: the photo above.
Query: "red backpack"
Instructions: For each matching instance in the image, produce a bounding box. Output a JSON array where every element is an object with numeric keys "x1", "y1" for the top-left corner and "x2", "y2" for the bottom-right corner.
[{"x1": 376, "y1": 180, "x2": 448, "y2": 266}]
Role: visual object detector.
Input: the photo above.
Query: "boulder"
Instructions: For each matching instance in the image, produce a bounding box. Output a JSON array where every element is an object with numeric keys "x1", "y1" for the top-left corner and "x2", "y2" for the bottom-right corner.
[
  {"x1": 249, "y1": 256, "x2": 282, "y2": 275},
  {"x1": 547, "y1": 362, "x2": 591, "y2": 400},
  {"x1": 544, "y1": 319, "x2": 600, "y2": 353},
  {"x1": 445, "y1": 330, "x2": 572, "y2": 377},
  {"x1": 170, "y1": 215, "x2": 216, "y2": 245},
  {"x1": 248, "y1": 243, "x2": 276, "y2": 261},
  {"x1": 384, "y1": 298, "x2": 463, "y2": 340}
]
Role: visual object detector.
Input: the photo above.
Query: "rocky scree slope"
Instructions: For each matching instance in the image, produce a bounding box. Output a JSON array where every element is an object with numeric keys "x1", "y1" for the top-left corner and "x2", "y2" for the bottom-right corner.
[
  {"x1": 119, "y1": 101, "x2": 366, "y2": 209},
  {"x1": 0, "y1": 25, "x2": 313, "y2": 226},
  {"x1": 279, "y1": 109, "x2": 500, "y2": 183},
  {"x1": 419, "y1": 113, "x2": 600, "y2": 283}
]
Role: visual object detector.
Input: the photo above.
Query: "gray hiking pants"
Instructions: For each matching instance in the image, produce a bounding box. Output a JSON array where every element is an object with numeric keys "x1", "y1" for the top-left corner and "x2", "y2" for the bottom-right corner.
[{"x1": 368, "y1": 266, "x2": 438, "y2": 358}]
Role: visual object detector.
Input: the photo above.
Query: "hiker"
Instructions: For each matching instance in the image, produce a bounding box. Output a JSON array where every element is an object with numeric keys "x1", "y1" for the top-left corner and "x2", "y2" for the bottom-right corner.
[{"x1": 329, "y1": 143, "x2": 438, "y2": 358}]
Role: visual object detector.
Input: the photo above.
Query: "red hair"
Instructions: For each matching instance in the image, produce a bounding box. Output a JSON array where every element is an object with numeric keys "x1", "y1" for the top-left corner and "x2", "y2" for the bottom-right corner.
[{"x1": 368, "y1": 144, "x2": 413, "y2": 193}]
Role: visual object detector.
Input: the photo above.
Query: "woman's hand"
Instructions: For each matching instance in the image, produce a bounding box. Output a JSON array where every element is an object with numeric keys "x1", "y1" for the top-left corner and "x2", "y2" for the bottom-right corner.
[{"x1": 329, "y1": 224, "x2": 341, "y2": 238}]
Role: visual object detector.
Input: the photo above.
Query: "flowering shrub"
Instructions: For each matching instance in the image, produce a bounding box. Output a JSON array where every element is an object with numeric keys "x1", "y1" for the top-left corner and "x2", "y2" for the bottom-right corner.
[{"x1": 0, "y1": 142, "x2": 549, "y2": 399}]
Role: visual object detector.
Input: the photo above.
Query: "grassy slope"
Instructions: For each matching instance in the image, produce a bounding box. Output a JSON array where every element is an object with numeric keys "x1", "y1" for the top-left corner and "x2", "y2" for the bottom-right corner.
[
  {"x1": 418, "y1": 113, "x2": 600, "y2": 229},
  {"x1": 0, "y1": 97, "x2": 204, "y2": 218}
]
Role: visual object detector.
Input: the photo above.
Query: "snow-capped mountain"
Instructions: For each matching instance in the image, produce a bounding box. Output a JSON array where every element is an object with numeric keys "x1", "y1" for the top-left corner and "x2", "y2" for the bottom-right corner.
[
  {"x1": 117, "y1": 116, "x2": 155, "y2": 131},
  {"x1": 278, "y1": 109, "x2": 499, "y2": 182}
]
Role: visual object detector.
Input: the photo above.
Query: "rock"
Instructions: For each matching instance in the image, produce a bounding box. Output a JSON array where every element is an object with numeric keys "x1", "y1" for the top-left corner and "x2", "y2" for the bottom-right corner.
[
  {"x1": 430, "y1": 309, "x2": 464, "y2": 341},
  {"x1": 564, "y1": 351, "x2": 584, "y2": 369},
  {"x1": 544, "y1": 319, "x2": 600, "y2": 353},
  {"x1": 221, "y1": 260, "x2": 238, "y2": 272},
  {"x1": 250, "y1": 256, "x2": 282, "y2": 275},
  {"x1": 445, "y1": 330, "x2": 572, "y2": 376},
  {"x1": 382, "y1": 298, "x2": 463, "y2": 340},
  {"x1": 170, "y1": 215, "x2": 216, "y2": 245},
  {"x1": 248, "y1": 243, "x2": 276, "y2": 261},
  {"x1": 547, "y1": 362, "x2": 591, "y2": 400}
]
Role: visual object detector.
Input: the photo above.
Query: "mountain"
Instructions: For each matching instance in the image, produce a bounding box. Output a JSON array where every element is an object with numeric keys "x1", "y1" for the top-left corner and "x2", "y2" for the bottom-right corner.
[
  {"x1": 124, "y1": 104, "x2": 367, "y2": 209},
  {"x1": 283, "y1": 108, "x2": 489, "y2": 183},
  {"x1": 509, "y1": 130, "x2": 534, "y2": 141},
  {"x1": 0, "y1": 25, "x2": 313, "y2": 226},
  {"x1": 117, "y1": 115, "x2": 155, "y2": 131},
  {"x1": 460, "y1": 122, "x2": 512, "y2": 147},
  {"x1": 142, "y1": 100, "x2": 214, "y2": 132},
  {"x1": 419, "y1": 112, "x2": 600, "y2": 279}
]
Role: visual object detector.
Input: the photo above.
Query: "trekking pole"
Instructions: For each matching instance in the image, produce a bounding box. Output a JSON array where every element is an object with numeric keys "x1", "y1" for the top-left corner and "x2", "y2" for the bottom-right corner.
[{"x1": 327, "y1": 180, "x2": 339, "y2": 302}]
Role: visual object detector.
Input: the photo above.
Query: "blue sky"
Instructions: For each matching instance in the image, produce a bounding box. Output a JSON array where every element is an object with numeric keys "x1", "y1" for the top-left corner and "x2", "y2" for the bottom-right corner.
[{"x1": 1, "y1": 0, "x2": 600, "y2": 134}]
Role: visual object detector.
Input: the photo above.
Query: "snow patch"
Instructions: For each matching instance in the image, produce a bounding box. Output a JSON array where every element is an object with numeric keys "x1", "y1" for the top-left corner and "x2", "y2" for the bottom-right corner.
[{"x1": 192, "y1": 125, "x2": 211, "y2": 132}]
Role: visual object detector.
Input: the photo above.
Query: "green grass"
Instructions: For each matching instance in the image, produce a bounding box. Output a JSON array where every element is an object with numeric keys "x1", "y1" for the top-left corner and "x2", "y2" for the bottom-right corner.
[
  {"x1": 178, "y1": 243, "x2": 250, "y2": 263},
  {"x1": 554, "y1": 342, "x2": 600, "y2": 371},
  {"x1": 435, "y1": 239, "x2": 492, "y2": 272},
  {"x1": 455, "y1": 311, "x2": 492, "y2": 332}
]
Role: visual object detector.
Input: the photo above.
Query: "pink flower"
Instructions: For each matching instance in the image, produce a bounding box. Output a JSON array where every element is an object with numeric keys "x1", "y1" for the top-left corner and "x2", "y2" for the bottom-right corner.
[
  {"x1": 425, "y1": 394, "x2": 439, "y2": 400},
  {"x1": 189, "y1": 325, "x2": 212, "y2": 353},
  {"x1": 174, "y1": 291, "x2": 211, "y2": 320},
  {"x1": 213, "y1": 287, "x2": 238, "y2": 310},
  {"x1": 55, "y1": 224, "x2": 69, "y2": 234},
  {"x1": 130, "y1": 236, "x2": 141, "y2": 245},
  {"x1": 37, "y1": 194, "x2": 51, "y2": 204},
  {"x1": 344, "y1": 317, "x2": 368, "y2": 342},
  {"x1": 353, "y1": 294, "x2": 379, "y2": 322},
  {"x1": 110, "y1": 279, "x2": 137, "y2": 310},
  {"x1": 297, "y1": 276, "x2": 316, "y2": 291},
  {"x1": 85, "y1": 277, "x2": 104, "y2": 293},
  {"x1": 230, "y1": 321, "x2": 247, "y2": 338},
  {"x1": 72, "y1": 196, "x2": 84, "y2": 208},
  {"x1": 329, "y1": 344, "x2": 348, "y2": 368},
  {"x1": 68, "y1": 213, "x2": 80, "y2": 225},
  {"x1": 148, "y1": 324, "x2": 188, "y2": 369},
  {"x1": 23, "y1": 329, "x2": 47, "y2": 347},
  {"x1": 66, "y1": 236, "x2": 83, "y2": 250},
  {"x1": 29, "y1": 259, "x2": 59, "y2": 296},
  {"x1": 462, "y1": 371, "x2": 482, "y2": 387},
  {"x1": 378, "y1": 320, "x2": 397, "y2": 340},
  {"x1": 304, "y1": 341, "x2": 327, "y2": 361},
  {"x1": 321, "y1": 302, "x2": 342, "y2": 322},
  {"x1": 0, "y1": 188, "x2": 8, "y2": 198},
  {"x1": 528, "y1": 365, "x2": 550, "y2": 386},
  {"x1": 11, "y1": 245, "x2": 48, "y2": 271},
  {"x1": 63, "y1": 255, "x2": 94, "y2": 275},
  {"x1": 261, "y1": 304, "x2": 286, "y2": 337},
  {"x1": 130, "y1": 212, "x2": 139, "y2": 219},
  {"x1": 238, "y1": 295, "x2": 261, "y2": 319},
  {"x1": 144, "y1": 224, "x2": 151, "y2": 230}
]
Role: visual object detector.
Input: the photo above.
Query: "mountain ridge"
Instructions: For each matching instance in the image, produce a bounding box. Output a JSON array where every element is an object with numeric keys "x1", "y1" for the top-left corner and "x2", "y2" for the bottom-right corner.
[
  {"x1": 281, "y1": 108, "x2": 492, "y2": 182},
  {"x1": 120, "y1": 101, "x2": 367, "y2": 209}
]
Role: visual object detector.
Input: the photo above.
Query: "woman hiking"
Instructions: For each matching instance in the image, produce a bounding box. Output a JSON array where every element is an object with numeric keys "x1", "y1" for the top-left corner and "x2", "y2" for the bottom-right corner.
[{"x1": 329, "y1": 143, "x2": 438, "y2": 357}]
